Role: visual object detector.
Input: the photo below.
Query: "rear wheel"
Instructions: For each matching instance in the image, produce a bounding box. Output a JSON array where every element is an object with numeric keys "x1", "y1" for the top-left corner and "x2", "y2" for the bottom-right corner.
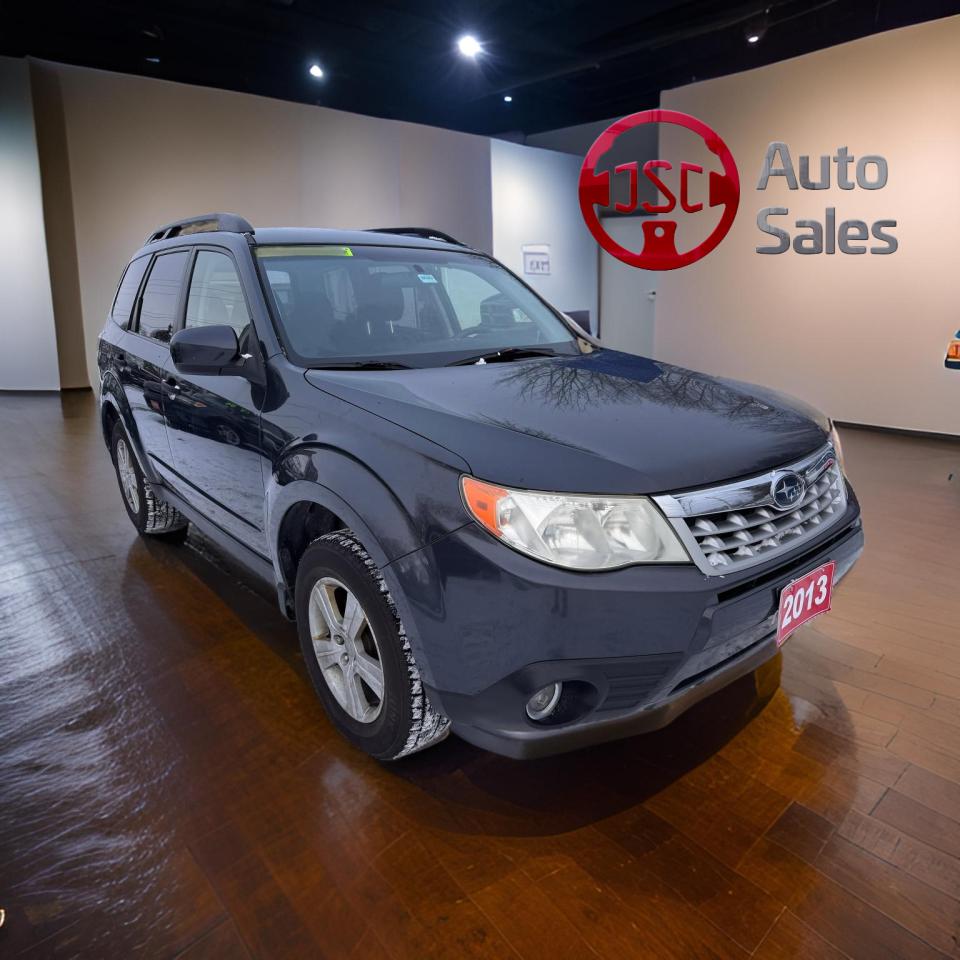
[
  {"x1": 111, "y1": 421, "x2": 188, "y2": 542},
  {"x1": 295, "y1": 532, "x2": 449, "y2": 760}
]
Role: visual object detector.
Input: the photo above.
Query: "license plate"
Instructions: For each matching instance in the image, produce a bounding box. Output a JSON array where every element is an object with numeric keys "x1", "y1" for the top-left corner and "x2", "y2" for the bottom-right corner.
[{"x1": 777, "y1": 561, "x2": 835, "y2": 646}]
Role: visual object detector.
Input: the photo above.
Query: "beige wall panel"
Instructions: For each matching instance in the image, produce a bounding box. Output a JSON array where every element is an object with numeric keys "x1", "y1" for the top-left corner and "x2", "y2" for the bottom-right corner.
[
  {"x1": 656, "y1": 16, "x2": 960, "y2": 435},
  {"x1": 31, "y1": 62, "x2": 492, "y2": 386}
]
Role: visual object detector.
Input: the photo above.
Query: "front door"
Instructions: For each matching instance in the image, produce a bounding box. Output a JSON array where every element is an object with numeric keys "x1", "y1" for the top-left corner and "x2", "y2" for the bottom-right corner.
[{"x1": 159, "y1": 248, "x2": 268, "y2": 557}]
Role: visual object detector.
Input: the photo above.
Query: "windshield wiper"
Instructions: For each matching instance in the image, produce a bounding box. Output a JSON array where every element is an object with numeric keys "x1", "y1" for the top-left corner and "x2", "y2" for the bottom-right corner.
[
  {"x1": 447, "y1": 347, "x2": 563, "y2": 366},
  {"x1": 310, "y1": 360, "x2": 413, "y2": 370}
]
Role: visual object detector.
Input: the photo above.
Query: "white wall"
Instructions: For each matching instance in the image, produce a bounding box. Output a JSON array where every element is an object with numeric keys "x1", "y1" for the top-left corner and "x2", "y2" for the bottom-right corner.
[
  {"x1": 31, "y1": 61, "x2": 495, "y2": 388},
  {"x1": 526, "y1": 116, "x2": 658, "y2": 169},
  {"x1": 656, "y1": 16, "x2": 960, "y2": 436},
  {"x1": 0, "y1": 57, "x2": 59, "y2": 390},
  {"x1": 526, "y1": 117, "x2": 659, "y2": 344},
  {"x1": 490, "y1": 139, "x2": 598, "y2": 324}
]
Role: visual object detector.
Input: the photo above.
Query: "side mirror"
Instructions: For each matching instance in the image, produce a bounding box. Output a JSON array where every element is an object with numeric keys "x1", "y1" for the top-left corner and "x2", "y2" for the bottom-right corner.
[
  {"x1": 170, "y1": 325, "x2": 242, "y2": 376},
  {"x1": 563, "y1": 313, "x2": 601, "y2": 347}
]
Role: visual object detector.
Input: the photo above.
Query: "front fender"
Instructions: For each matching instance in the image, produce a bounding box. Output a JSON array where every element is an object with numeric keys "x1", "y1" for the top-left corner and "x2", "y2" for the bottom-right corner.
[
  {"x1": 267, "y1": 440, "x2": 467, "y2": 558},
  {"x1": 267, "y1": 476, "x2": 399, "y2": 576},
  {"x1": 265, "y1": 461, "x2": 467, "y2": 689}
]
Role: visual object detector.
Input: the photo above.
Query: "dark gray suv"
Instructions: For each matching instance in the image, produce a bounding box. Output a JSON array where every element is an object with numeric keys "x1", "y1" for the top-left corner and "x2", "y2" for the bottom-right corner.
[{"x1": 98, "y1": 213, "x2": 863, "y2": 760}]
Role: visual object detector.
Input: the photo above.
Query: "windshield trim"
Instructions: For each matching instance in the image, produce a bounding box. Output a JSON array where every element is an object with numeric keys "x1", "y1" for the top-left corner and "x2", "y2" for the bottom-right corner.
[{"x1": 250, "y1": 242, "x2": 595, "y2": 370}]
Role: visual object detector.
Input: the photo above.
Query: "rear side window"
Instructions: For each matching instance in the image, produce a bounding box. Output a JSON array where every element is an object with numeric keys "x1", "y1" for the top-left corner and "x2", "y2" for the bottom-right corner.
[
  {"x1": 111, "y1": 256, "x2": 149, "y2": 327},
  {"x1": 185, "y1": 251, "x2": 248, "y2": 336},
  {"x1": 137, "y1": 251, "x2": 189, "y2": 342}
]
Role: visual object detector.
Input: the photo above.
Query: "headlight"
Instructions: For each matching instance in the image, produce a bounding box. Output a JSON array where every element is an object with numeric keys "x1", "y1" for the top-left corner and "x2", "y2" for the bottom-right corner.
[
  {"x1": 461, "y1": 476, "x2": 690, "y2": 570},
  {"x1": 829, "y1": 422, "x2": 846, "y2": 472}
]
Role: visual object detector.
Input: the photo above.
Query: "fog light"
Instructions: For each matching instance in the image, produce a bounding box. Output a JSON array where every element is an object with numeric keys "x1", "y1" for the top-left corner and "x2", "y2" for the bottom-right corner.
[{"x1": 526, "y1": 682, "x2": 562, "y2": 721}]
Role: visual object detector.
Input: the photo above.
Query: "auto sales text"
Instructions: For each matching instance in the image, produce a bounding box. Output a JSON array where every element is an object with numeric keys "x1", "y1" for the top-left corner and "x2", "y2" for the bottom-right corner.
[{"x1": 756, "y1": 142, "x2": 897, "y2": 255}]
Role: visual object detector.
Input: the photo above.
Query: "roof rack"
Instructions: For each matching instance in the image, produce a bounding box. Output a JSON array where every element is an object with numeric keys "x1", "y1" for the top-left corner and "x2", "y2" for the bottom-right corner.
[
  {"x1": 145, "y1": 213, "x2": 255, "y2": 244},
  {"x1": 366, "y1": 227, "x2": 466, "y2": 246}
]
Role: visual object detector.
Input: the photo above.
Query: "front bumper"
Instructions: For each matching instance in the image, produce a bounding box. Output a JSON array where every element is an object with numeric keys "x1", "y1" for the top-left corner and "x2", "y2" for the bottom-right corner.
[{"x1": 388, "y1": 491, "x2": 863, "y2": 759}]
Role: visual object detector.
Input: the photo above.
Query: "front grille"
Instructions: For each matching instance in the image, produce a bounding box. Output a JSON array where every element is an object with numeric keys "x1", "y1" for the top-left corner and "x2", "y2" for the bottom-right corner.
[
  {"x1": 688, "y1": 461, "x2": 846, "y2": 571},
  {"x1": 654, "y1": 444, "x2": 847, "y2": 576}
]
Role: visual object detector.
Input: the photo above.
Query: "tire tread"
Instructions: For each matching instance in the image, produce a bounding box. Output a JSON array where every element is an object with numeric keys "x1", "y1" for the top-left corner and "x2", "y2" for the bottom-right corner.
[{"x1": 111, "y1": 421, "x2": 188, "y2": 538}]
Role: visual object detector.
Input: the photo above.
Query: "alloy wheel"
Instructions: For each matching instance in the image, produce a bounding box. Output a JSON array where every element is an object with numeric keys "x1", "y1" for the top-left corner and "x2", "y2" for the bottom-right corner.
[
  {"x1": 308, "y1": 576, "x2": 385, "y2": 723},
  {"x1": 116, "y1": 438, "x2": 140, "y2": 514}
]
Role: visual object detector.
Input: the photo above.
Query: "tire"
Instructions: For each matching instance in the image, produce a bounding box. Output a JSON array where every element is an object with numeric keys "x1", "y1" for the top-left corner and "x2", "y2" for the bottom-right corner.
[
  {"x1": 295, "y1": 531, "x2": 450, "y2": 760},
  {"x1": 110, "y1": 420, "x2": 188, "y2": 542}
]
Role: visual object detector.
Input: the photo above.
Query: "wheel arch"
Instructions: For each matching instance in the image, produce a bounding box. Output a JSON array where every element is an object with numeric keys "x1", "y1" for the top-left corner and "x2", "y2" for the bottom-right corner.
[
  {"x1": 267, "y1": 441, "x2": 437, "y2": 570},
  {"x1": 101, "y1": 399, "x2": 120, "y2": 447},
  {"x1": 99, "y1": 375, "x2": 157, "y2": 480},
  {"x1": 266, "y1": 457, "x2": 441, "y2": 686}
]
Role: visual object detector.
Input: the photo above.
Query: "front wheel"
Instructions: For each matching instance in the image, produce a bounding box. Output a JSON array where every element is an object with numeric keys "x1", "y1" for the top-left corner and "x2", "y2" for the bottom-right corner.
[
  {"x1": 111, "y1": 420, "x2": 188, "y2": 542},
  {"x1": 295, "y1": 532, "x2": 449, "y2": 760}
]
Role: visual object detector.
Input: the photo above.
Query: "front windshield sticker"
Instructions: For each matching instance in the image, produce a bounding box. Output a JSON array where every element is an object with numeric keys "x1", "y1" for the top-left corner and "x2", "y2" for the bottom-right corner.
[
  {"x1": 256, "y1": 245, "x2": 353, "y2": 258},
  {"x1": 417, "y1": 273, "x2": 438, "y2": 283}
]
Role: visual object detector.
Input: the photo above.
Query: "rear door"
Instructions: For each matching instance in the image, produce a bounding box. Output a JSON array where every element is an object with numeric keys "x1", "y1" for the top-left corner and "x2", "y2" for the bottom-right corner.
[
  {"x1": 123, "y1": 250, "x2": 190, "y2": 470},
  {"x1": 160, "y1": 247, "x2": 268, "y2": 555}
]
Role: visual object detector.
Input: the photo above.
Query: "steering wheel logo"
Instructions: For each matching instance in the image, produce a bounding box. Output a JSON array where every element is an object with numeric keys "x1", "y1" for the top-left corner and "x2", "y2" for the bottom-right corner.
[{"x1": 579, "y1": 110, "x2": 740, "y2": 271}]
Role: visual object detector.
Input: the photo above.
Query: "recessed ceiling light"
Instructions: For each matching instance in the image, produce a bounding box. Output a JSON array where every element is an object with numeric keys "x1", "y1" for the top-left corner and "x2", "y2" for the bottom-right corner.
[
  {"x1": 457, "y1": 35, "x2": 482, "y2": 58},
  {"x1": 503, "y1": 95, "x2": 513, "y2": 102},
  {"x1": 145, "y1": 56, "x2": 160, "y2": 63},
  {"x1": 746, "y1": 33, "x2": 760, "y2": 43},
  {"x1": 309, "y1": 63, "x2": 324, "y2": 79}
]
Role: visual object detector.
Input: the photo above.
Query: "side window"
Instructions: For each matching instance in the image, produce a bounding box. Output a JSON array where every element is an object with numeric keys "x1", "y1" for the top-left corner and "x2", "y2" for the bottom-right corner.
[
  {"x1": 137, "y1": 251, "x2": 189, "y2": 343},
  {"x1": 442, "y1": 267, "x2": 536, "y2": 331},
  {"x1": 111, "y1": 257, "x2": 149, "y2": 328},
  {"x1": 185, "y1": 251, "x2": 249, "y2": 336}
]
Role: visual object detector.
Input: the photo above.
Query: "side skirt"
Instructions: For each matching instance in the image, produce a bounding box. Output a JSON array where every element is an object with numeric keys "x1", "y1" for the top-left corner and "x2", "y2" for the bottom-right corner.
[{"x1": 152, "y1": 480, "x2": 277, "y2": 588}]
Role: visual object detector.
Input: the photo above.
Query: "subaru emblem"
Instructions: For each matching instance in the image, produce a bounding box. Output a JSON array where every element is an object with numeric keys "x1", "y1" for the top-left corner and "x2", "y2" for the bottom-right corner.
[{"x1": 771, "y1": 471, "x2": 805, "y2": 510}]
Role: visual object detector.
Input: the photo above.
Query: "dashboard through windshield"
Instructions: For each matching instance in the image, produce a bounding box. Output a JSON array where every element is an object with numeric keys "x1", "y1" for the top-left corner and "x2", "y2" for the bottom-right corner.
[{"x1": 255, "y1": 244, "x2": 579, "y2": 367}]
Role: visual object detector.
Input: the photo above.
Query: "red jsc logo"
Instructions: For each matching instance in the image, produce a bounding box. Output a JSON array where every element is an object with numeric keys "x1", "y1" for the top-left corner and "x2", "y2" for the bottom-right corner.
[{"x1": 578, "y1": 110, "x2": 740, "y2": 271}]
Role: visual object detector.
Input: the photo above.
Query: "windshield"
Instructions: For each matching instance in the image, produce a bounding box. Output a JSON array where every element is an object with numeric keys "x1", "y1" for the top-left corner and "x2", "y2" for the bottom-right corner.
[{"x1": 255, "y1": 244, "x2": 579, "y2": 367}]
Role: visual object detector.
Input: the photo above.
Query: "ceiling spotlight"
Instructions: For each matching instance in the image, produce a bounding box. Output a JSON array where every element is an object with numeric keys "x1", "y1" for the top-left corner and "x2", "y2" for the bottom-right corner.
[
  {"x1": 744, "y1": 10, "x2": 768, "y2": 44},
  {"x1": 145, "y1": 56, "x2": 160, "y2": 64},
  {"x1": 308, "y1": 63, "x2": 324, "y2": 79},
  {"x1": 457, "y1": 35, "x2": 482, "y2": 58},
  {"x1": 503, "y1": 95, "x2": 513, "y2": 102}
]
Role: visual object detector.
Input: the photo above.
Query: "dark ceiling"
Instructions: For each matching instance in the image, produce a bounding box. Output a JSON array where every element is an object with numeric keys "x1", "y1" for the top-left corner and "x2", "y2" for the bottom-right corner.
[{"x1": 6, "y1": 0, "x2": 960, "y2": 138}]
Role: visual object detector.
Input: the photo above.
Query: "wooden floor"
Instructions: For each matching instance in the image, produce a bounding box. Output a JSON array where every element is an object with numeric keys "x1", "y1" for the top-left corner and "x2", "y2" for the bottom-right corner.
[{"x1": 1, "y1": 391, "x2": 959, "y2": 960}]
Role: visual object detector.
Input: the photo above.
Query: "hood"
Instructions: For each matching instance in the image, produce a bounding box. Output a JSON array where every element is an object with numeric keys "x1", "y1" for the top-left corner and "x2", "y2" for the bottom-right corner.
[{"x1": 304, "y1": 349, "x2": 829, "y2": 494}]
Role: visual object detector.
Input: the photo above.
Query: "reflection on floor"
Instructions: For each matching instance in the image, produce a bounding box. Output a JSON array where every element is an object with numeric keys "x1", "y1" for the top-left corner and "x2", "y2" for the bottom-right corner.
[{"x1": 1, "y1": 390, "x2": 959, "y2": 959}]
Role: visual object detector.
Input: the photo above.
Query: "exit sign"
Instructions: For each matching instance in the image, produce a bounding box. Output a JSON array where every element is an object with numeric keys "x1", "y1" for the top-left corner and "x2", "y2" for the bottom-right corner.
[{"x1": 522, "y1": 243, "x2": 551, "y2": 275}]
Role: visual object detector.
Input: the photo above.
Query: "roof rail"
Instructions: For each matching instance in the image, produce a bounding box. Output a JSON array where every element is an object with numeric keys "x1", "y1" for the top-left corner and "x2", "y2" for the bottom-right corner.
[
  {"x1": 366, "y1": 227, "x2": 466, "y2": 246},
  {"x1": 145, "y1": 212, "x2": 255, "y2": 244}
]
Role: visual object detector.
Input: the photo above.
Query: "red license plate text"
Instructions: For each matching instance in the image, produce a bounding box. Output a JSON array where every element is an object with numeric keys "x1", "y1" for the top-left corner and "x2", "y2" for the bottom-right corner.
[{"x1": 777, "y1": 561, "x2": 835, "y2": 646}]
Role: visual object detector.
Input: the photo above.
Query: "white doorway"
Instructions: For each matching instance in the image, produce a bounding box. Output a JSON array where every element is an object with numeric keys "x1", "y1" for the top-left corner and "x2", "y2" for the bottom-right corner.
[{"x1": 598, "y1": 217, "x2": 657, "y2": 357}]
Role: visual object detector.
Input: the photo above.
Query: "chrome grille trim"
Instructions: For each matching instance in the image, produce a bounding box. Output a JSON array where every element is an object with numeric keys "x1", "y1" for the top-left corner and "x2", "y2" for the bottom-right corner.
[{"x1": 653, "y1": 444, "x2": 847, "y2": 576}]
